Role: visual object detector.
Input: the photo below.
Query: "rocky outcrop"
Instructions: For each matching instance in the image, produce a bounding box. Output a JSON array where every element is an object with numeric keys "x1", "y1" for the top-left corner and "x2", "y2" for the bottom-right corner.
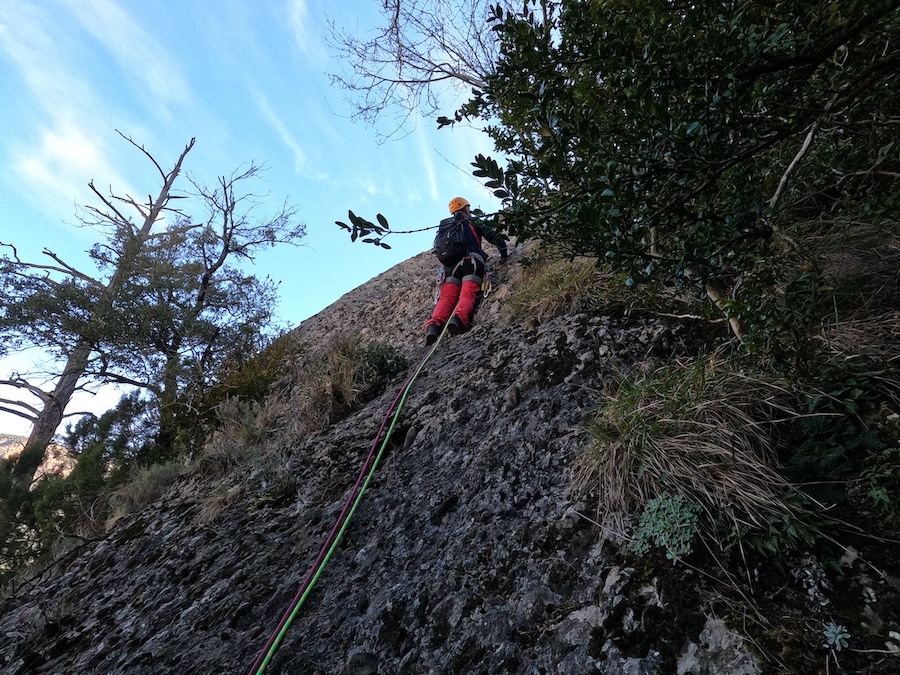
[
  {"x1": 0, "y1": 249, "x2": 761, "y2": 674},
  {"x1": 0, "y1": 436, "x2": 75, "y2": 482}
]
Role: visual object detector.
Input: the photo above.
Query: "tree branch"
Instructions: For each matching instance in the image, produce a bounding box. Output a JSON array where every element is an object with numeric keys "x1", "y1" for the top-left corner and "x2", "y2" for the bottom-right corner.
[
  {"x1": 0, "y1": 377, "x2": 51, "y2": 402},
  {"x1": 2, "y1": 242, "x2": 101, "y2": 288},
  {"x1": 117, "y1": 130, "x2": 168, "y2": 183},
  {"x1": 40, "y1": 248, "x2": 104, "y2": 287},
  {"x1": 768, "y1": 120, "x2": 820, "y2": 212},
  {"x1": 0, "y1": 405, "x2": 37, "y2": 422},
  {"x1": 93, "y1": 371, "x2": 160, "y2": 395}
]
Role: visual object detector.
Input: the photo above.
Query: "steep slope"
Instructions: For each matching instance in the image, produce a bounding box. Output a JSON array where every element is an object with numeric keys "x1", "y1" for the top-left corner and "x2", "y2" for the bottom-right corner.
[{"x1": 0, "y1": 250, "x2": 791, "y2": 673}]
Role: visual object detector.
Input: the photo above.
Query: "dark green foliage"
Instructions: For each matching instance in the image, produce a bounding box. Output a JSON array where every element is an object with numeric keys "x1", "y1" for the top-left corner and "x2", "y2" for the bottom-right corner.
[
  {"x1": 786, "y1": 417, "x2": 885, "y2": 483},
  {"x1": 204, "y1": 333, "x2": 302, "y2": 406},
  {"x1": 0, "y1": 392, "x2": 165, "y2": 585},
  {"x1": 850, "y1": 447, "x2": 900, "y2": 521},
  {"x1": 335, "y1": 211, "x2": 394, "y2": 249},
  {"x1": 477, "y1": 0, "x2": 900, "y2": 253},
  {"x1": 719, "y1": 499, "x2": 822, "y2": 557},
  {"x1": 64, "y1": 391, "x2": 157, "y2": 479},
  {"x1": 0, "y1": 465, "x2": 33, "y2": 582},
  {"x1": 358, "y1": 342, "x2": 408, "y2": 397},
  {"x1": 168, "y1": 333, "x2": 305, "y2": 454},
  {"x1": 449, "y1": 0, "x2": 900, "y2": 364},
  {"x1": 629, "y1": 494, "x2": 701, "y2": 561}
]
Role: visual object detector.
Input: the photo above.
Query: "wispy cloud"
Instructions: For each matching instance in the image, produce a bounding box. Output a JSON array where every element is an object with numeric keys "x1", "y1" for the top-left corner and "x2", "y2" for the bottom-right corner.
[
  {"x1": 289, "y1": 0, "x2": 326, "y2": 60},
  {"x1": 255, "y1": 93, "x2": 331, "y2": 183},
  {"x1": 0, "y1": 1, "x2": 195, "y2": 224},
  {"x1": 1, "y1": 5, "x2": 128, "y2": 218},
  {"x1": 416, "y1": 123, "x2": 439, "y2": 200},
  {"x1": 60, "y1": 0, "x2": 190, "y2": 108},
  {"x1": 0, "y1": 4, "x2": 81, "y2": 118},
  {"x1": 19, "y1": 124, "x2": 108, "y2": 198}
]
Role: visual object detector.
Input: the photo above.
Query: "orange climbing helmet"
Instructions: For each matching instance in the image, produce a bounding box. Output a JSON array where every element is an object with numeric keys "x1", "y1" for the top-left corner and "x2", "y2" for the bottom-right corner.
[{"x1": 448, "y1": 197, "x2": 470, "y2": 214}]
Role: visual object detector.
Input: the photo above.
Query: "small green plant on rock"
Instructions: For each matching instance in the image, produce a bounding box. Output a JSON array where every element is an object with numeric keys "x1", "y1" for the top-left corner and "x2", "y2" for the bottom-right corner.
[
  {"x1": 629, "y1": 493, "x2": 701, "y2": 561},
  {"x1": 823, "y1": 622, "x2": 850, "y2": 651}
]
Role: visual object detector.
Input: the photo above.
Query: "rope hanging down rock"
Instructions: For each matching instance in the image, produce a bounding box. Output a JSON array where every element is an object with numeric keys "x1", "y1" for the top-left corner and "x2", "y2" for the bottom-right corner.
[{"x1": 247, "y1": 324, "x2": 449, "y2": 674}]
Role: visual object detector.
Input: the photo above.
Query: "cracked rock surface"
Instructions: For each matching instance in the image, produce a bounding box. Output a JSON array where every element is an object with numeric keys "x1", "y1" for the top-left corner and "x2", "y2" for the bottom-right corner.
[{"x1": 0, "y1": 249, "x2": 758, "y2": 674}]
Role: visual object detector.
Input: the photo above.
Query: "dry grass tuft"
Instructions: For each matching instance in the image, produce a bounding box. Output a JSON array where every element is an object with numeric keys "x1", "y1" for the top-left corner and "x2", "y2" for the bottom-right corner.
[
  {"x1": 505, "y1": 256, "x2": 605, "y2": 321},
  {"x1": 809, "y1": 221, "x2": 900, "y2": 312},
  {"x1": 503, "y1": 248, "x2": 705, "y2": 324},
  {"x1": 194, "y1": 333, "x2": 405, "y2": 488},
  {"x1": 819, "y1": 310, "x2": 900, "y2": 371},
  {"x1": 577, "y1": 357, "x2": 805, "y2": 544},
  {"x1": 108, "y1": 461, "x2": 184, "y2": 520},
  {"x1": 194, "y1": 484, "x2": 245, "y2": 525}
]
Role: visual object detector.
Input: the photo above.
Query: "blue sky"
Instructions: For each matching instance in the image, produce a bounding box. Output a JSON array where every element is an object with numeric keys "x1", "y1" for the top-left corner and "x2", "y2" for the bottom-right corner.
[{"x1": 0, "y1": 0, "x2": 501, "y2": 436}]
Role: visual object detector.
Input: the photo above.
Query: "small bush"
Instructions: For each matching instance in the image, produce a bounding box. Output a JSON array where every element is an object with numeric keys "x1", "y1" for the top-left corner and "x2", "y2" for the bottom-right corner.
[
  {"x1": 286, "y1": 334, "x2": 407, "y2": 427},
  {"x1": 196, "y1": 335, "x2": 407, "y2": 485},
  {"x1": 578, "y1": 356, "x2": 809, "y2": 554},
  {"x1": 849, "y1": 447, "x2": 900, "y2": 522},
  {"x1": 203, "y1": 332, "x2": 304, "y2": 408},
  {"x1": 737, "y1": 220, "x2": 900, "y2": 375},
  {"x1": 197, "y1": 398, "x2": 272, "y2": 479},
  {"x1": 109, "y1": 462, "x2": 183, "y2": 519},
  {"x1": 359, "y1": 342, "x2": 408, "y2": 396},
  {"x1": 629, "y1": 493, "x2": 701, "y2": 561}
]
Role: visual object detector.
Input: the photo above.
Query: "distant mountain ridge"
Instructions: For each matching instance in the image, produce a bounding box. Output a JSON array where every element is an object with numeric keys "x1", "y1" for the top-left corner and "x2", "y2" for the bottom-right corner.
[
  {"x1": 0, "y1": 433, "x2": 75, "y2": 480},
  {"x1": 0, "y1": 434, "x2": 28, "y2": 461}
]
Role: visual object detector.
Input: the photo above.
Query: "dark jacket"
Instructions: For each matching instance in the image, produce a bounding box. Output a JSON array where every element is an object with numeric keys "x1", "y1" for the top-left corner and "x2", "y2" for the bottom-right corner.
[{"x1": 463, "y1": 214, "x2": 508, "y2": 261}]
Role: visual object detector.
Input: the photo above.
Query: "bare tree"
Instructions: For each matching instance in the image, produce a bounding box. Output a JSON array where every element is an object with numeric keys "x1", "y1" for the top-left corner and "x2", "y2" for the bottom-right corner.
[
  {"x1": 97, "y1": 165, "x2": 303, "y2": 455},
  {"x1": 1, "y1": 137, "x2": 305, "y2": 488},
  {"x1": 326, "y1": 0, "x2": 511, "y2": 135},
  {"x1": 1, "y1": 135, "x2": 195, "y2": 489}
]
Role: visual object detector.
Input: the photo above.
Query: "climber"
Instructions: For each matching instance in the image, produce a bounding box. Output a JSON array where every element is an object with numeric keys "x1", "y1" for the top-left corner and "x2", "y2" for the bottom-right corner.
[{"x1": 425, "y1": 197, "x2": 509, "y2": 345}]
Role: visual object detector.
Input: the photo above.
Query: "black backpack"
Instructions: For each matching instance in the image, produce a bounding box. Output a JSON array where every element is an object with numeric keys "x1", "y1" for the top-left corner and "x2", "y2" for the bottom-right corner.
[{"x1": 433, "y1": 213, "x2": 475, "y2": 266}]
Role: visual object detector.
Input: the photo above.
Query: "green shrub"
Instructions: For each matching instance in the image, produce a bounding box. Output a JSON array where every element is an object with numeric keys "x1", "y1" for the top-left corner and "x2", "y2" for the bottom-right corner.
[
  {"x1": 785, "y1": 417, "x2": 885, "y2": 484},
  {"x1": 850, "y1": 447, "x2": 900, "y2": 522},
  {"x1": 0, "y1": 467, "x2": 34, "y2": 585},
  {"x1": 629, "y1": 493, "x2": 701, "y2": 561},
  {"x1": 578, "y1": 357, "x2": 809, "y2": 554},
  {"x1": 359, "y1": 342, "x2": 408, "y2": 396},
  {"x1": 205, "y1": 332, "x2": 303, "y2": 407},
  {"x1": 109, "y1": 462, "x2": 184, "y2": 519}
]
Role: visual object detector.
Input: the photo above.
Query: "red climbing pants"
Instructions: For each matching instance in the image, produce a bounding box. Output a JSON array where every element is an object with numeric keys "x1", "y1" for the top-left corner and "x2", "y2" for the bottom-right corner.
[
  {"x1": 427, "y1": 279, "x2": 461, "y2": 328},
  {"x1": 453, "y1": 279, "x2": 481, "y2": 327},
  {"x1": 425, "y1": 255, "x2": 485, "y2": 330}
]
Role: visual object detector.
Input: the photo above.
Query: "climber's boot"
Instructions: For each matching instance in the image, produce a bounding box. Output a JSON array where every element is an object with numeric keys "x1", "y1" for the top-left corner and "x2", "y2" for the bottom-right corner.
[{"x1": 425, "y1": 323, "x2": 442, "y2": 345}]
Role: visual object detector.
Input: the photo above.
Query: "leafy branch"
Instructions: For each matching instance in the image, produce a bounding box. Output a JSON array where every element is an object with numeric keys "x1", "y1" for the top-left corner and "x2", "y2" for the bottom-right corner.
[{"x1": 335, "y1": 211, "x2": 442, "y2": 248}]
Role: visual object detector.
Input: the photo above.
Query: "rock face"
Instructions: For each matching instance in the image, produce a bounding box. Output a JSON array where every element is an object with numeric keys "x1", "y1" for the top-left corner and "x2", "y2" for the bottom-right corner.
[
  {"x1": 0, "y1": 437, "x2": 75, "y2": 481},
  {"x1": 0, "y1": 249, "x2": 757, "y2": 674}
]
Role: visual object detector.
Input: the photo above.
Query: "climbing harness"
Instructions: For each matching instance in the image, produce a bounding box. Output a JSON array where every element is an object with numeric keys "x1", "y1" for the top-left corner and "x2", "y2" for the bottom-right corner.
[
  {"x1": 432, "y1": 258, "x2": 492, "y2": 316},
  {"x1": 246, "y1": 324, "x2": 450, "y2": 674}
]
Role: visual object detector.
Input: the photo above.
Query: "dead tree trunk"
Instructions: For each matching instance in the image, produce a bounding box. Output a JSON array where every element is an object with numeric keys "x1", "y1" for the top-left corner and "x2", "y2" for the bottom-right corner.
[
  {"x1": 11, "y1": 340, "x2": 93, "y2": 488},
  {"x1": 10, "y1": 137, "x2": 195, "y2": 489}
]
